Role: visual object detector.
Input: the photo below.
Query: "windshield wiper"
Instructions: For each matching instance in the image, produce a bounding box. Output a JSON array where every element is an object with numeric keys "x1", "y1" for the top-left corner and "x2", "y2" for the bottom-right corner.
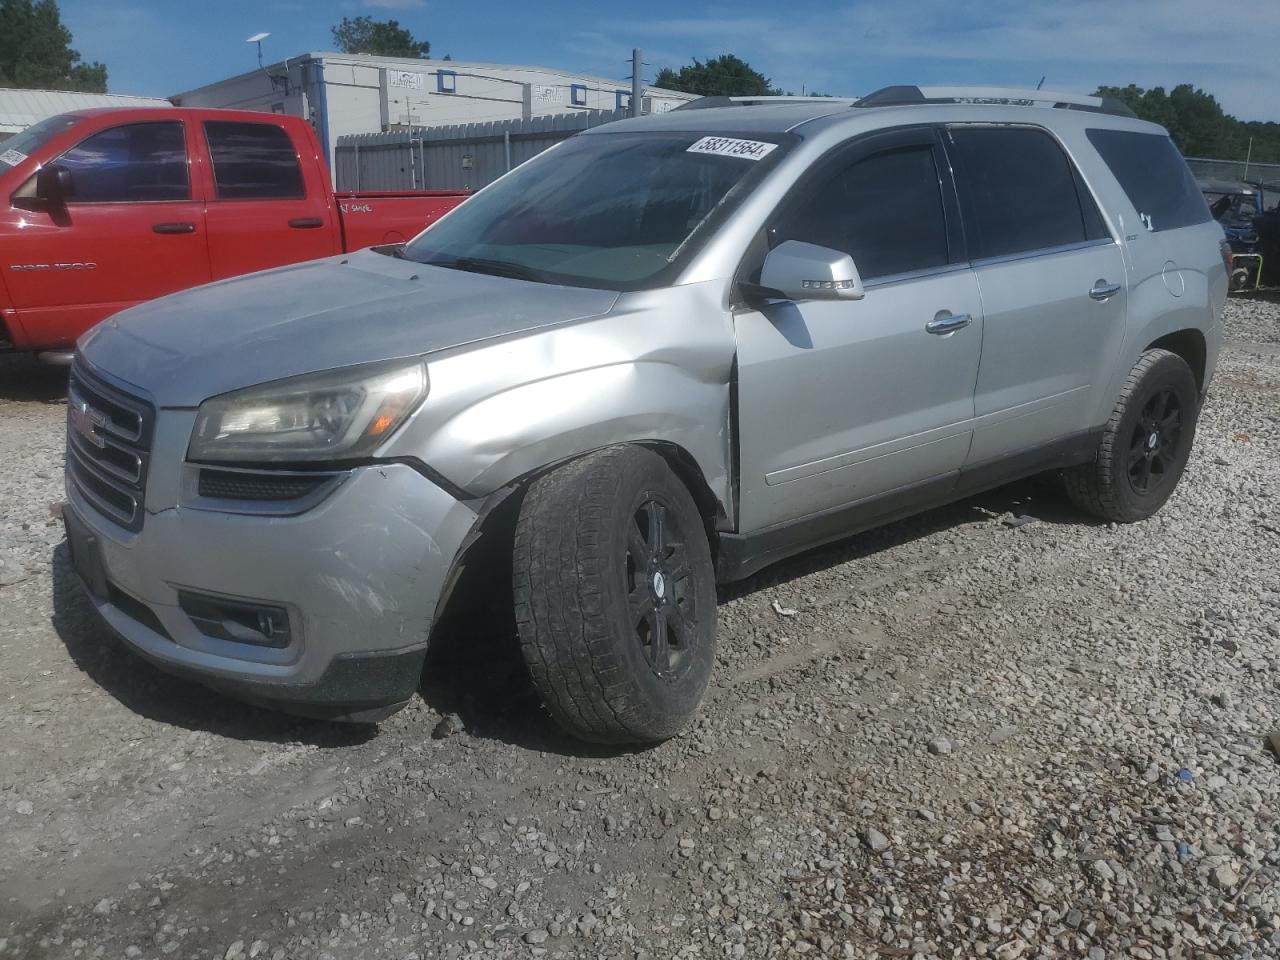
[{"x1": 435, "y1": 256, "x2": 542, "y2": 282}]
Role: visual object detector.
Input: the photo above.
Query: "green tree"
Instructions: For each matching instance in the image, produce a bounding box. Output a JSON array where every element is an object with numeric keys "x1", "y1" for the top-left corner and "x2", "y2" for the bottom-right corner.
[
  {"x1": 331, "y1": 16, "x2": 430, "y2": 59},
  {"x1": 654, "y1": 54, "x2": 779, "y2": 97},
  {"x1": 1094, "y1": 82, "x2": 1280, "y2": 164},
  {"x1": 0, "y1": 0, "x2": 107, "y2": 92}
]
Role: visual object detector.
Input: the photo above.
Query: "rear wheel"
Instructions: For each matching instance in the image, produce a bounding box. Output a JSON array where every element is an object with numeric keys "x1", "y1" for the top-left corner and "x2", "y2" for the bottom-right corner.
[
  {"x1": 1065, "y1": 348, "x2": 1199, "y2": 523},
  {"x1": 512, "y1": 446, "x2": 717, "y2": 743}
]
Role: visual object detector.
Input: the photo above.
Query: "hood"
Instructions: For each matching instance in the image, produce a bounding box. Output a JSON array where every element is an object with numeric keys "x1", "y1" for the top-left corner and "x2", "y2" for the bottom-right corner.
[{"x1": 78, "y1": 248, "x2": 620, "y2": 407}]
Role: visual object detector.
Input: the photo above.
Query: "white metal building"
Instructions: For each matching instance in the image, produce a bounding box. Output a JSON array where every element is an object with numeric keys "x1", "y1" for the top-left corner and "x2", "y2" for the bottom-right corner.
[
  {"x1": 0, "y1": 88, "x2": 171, "y2": 141},
  {"x1": 173, "y1": 52, "x2": 698, "y2": 173}
]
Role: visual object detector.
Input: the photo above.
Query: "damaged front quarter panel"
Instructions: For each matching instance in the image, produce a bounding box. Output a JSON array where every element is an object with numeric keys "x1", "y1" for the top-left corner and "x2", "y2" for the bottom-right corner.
[{"x1": 381, "y1": 280, "x2": 739, "y2": 519}]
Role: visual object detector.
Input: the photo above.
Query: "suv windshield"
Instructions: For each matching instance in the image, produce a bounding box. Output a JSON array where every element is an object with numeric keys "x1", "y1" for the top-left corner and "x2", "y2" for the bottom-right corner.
[
  {"x1": 0, "y1": 114, "x2": 81, "y2": 171},
  {"x1": 403, "y1": 131, "x2": 790, "y2": 290}
]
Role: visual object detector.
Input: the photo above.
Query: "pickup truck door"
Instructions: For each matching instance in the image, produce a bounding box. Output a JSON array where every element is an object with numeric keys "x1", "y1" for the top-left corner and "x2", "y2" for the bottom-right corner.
[
  {"x1": 198, "y1": 119, "x2": 340, "y2": 279},
  {"x1": 3, "y1": 119, "x2": 211, "y2": 348},
  {"x1": 734, "y1": 127, "x2": 983, "y2": 533}
]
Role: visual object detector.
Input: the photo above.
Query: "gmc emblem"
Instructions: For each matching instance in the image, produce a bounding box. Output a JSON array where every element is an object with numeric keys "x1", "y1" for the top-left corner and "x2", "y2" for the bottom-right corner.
[{"x1": 69, "y1": 398, "x2": 108, "y2": 448}]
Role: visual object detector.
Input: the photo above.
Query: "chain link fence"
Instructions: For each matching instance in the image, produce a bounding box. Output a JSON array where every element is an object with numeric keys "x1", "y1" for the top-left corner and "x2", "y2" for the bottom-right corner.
[{"x1": 1186, "y1": 157, "x2": 1280, "y2": 202}]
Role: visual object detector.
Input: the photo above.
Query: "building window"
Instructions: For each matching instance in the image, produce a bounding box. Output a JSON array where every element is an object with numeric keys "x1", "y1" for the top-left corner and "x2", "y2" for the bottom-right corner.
[
  {"x1": 615, "y1": 89, "x2": 631, "y2": 111},
  {"x1": 570, "y1": 84, "x2": 587, "y2": 107},
  {"x1": 437, "y1": 70, "x2": 457, "y2": 94}
]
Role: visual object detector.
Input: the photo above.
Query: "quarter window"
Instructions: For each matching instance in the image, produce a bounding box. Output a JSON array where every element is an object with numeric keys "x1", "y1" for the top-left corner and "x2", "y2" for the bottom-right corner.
[
  {"x1": 56, "y1": 122, "x2": 188, "y2": 203},
  {"x1": 204, "y1": 121, "x2": 305, "y2": 200},
  {"x1": 770, "y1": 144, "x2": 950, "y2": 280},
  {"x1": 1086, "y1": 129, "x2": 1211, "y2": 232},
  {"x1": 947, "y1": 126, "x2": 1098, "y2": 259}
]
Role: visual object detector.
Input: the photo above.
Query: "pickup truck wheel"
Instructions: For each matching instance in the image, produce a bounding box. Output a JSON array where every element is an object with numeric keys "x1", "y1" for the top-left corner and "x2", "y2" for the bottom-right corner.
[
  {"x1": 1064, "y1": 348, "x2": 1199, "y2": 523},
  {"x1": 512, "y1": 446, "x2": 717, "y2": 744}
]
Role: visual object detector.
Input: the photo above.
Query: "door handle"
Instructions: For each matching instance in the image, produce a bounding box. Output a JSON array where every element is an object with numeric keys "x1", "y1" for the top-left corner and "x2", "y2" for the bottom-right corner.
[
  {"x1": 288, "y1": 217, "x2": 324, "y2": 229},
  {"x1": 1090, "y1": 280, "x2": 1123, "y2": 301},
  {"x1": 925, "y1": 313, "x2": 972, "y2": 336},
  {"x1": 152, "y1": 222, "x2": 195, "y2": 234}
]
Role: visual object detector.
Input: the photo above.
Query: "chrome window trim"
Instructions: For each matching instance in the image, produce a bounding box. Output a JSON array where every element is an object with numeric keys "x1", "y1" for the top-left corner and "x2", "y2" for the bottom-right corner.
[
  {"x1": 969, "y1": 237, "x2": 1117, "y2": 270},
  {"x1": 862, "y1": 261, "x2": 973, "y2": 290}
]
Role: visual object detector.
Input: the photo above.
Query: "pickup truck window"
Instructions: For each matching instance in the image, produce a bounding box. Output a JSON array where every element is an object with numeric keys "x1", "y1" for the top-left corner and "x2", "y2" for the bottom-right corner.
[
  {"x1": 57, "y1": 121, "x2": 189, "y2": 203},
  {"x1": 770, "y1": 145, "x2": 950, "y2": 280},
  {"x1": 0, "y1": 114, "x2": 80, "y2": 171},
  {"x1": 403, "y1": 131, "x2": 789, "y2": 290},
  {"x1": 205, "y1": 121, "x2": 306, "y2": 201}
]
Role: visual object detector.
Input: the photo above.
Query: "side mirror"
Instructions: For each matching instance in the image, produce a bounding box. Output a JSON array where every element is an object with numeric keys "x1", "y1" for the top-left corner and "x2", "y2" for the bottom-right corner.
[
  {"x1": 754, "y1": 240, "x2": 865, "y2": 302},
  {"x1": 35, "y1": 164, "x2": 74, "y2": 206}
]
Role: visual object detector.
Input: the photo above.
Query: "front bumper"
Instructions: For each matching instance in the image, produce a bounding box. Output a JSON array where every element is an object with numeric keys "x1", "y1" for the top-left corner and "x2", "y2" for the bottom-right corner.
[{"x1": 65, "y1": 461, "x2": 480, "y2": 721}]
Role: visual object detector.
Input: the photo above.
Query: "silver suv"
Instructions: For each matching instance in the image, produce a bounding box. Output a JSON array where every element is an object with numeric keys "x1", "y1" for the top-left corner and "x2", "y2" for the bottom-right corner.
[{"x1": 63, "y1": 86, "x2": 1227, "y2": 742}]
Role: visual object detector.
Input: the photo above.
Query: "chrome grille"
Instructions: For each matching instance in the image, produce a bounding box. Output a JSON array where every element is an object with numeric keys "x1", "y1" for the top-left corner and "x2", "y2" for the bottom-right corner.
[{"x1": 66, "y1": 360, "x2": 155, "y2": 531}]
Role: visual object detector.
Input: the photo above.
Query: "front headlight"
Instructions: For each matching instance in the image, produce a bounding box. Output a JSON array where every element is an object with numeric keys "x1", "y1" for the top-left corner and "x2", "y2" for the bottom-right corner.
[{"x1": 188, "y1": 359, "x2": 428, "y2": 464}]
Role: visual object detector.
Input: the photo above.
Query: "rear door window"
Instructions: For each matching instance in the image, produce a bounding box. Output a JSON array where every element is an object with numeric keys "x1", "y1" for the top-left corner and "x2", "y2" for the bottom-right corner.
[
  {"x1": 1087, "y1": 129, "x2": 1212, "y2": 232},
  {"x1": 204, "y1": 121, "x2": 306, "y2": 200},
  {"x1": 56, "y1": 121, "x2": 189, "y2": 203},
  {"x1": 947, "y1": 125, "x2": 1102, "y2": 260},
  {"x1": 770, "y1": 143, "x2": 951, "y2": 280}
]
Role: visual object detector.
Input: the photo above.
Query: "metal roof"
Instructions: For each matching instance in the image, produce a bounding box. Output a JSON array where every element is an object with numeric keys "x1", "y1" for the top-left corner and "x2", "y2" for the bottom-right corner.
[{"x1": 0, "y1": 88, "x2": 171, "y2": 134}]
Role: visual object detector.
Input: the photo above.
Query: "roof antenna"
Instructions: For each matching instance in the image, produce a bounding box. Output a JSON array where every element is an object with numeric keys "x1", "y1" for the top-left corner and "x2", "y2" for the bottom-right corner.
[{"x1": 1036, "y1": 76, "x2": 1046, "y2": 90}]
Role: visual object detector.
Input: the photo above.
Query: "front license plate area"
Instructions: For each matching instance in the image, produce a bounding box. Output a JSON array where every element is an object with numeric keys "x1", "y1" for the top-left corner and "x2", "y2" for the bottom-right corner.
[{"x1": 63, "y1": 507, "x2": 109, "y2": 601}]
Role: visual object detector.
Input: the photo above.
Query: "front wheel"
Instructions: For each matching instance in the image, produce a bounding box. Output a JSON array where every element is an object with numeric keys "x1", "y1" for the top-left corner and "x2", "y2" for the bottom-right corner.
[
  {"x1": 1064, "y1": 348, "x2": 1200, "y2": 523},
  {"x1": 512, "y1": 446, "x2": 717, "y2": 743}
]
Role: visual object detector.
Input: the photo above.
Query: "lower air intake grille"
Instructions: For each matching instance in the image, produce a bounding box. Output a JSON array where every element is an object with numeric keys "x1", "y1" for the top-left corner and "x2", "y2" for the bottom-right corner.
[{"x1": 197, "y1": 469, "x2": 330, "y2": 501}]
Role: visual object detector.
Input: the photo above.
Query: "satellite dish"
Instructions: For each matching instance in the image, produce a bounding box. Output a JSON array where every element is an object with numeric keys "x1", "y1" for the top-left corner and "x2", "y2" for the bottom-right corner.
[{"x1": 246, "y1": 32, "x2": 270, "y2": 69}]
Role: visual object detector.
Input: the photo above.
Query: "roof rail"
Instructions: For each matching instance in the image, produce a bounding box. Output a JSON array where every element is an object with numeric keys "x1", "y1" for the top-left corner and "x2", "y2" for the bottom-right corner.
[
  {"x1": 674, "y1": 95, "x2": 859, "y2": 111},
  {"x1": 854, "y1": 85, "x2": 1137, "y2": 118}
]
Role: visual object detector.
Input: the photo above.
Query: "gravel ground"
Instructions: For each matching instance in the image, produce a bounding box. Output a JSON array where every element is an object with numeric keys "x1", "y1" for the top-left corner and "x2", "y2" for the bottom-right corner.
[{"x1": 1, "y1": 297, "x2": 1278, "y2": 960}]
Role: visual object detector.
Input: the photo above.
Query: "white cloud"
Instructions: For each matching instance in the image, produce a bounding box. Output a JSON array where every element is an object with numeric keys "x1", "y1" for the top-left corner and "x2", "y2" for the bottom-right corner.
[{"x1": 597, "y1": 0, "x2": 1280, "y2": 120}]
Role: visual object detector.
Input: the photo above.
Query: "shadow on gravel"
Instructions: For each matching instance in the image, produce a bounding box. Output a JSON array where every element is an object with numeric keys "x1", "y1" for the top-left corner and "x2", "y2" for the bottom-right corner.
[
  {"x1": 720, "y1": 476, "x2": 1095, "y2": 600},
  {"x1": 0, "y1": 355, "x2": 69, "y2": 403},
  {"x1": 49, "y1": 542, "x2": 375, "y2": 748},
  {"x1": 418, "y1": 527, "x2": 654, "y2": 759}
]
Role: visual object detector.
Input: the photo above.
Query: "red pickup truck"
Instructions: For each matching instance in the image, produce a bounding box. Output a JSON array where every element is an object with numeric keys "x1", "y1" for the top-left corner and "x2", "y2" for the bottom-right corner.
[{"x1": 0, "y1": 107, "x2": 468, "y2": 359}]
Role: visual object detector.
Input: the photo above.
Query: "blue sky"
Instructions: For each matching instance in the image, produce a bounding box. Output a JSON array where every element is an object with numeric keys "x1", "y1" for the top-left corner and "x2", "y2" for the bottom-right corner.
[{"x1": 60, "y1": 0, "x2": 1280, "y2": 122}]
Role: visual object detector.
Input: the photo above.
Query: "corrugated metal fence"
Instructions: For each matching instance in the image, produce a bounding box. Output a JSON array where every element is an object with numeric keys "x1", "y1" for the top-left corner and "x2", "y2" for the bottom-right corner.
[
  {"x1": 335, "y1": 108, "x2": 629, "y2": 192},
  {"x1": 1186, "y1": 157, "x2": 1280, "y2": 198}
]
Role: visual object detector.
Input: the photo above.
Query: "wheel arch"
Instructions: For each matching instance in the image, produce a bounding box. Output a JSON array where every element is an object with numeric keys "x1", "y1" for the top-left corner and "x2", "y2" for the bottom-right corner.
[
  {"x1": 429, "y1": 439, "x2": 725, "y2": 630},
  {"x1": 1145, "y1": 328, "x2": 1207, "y2": 392}
]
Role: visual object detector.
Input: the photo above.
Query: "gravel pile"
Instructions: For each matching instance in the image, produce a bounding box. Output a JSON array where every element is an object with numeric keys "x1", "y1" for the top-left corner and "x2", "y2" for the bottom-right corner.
[{"x1": 1, "y1": 300, "x2": 1277, "y2": 959}]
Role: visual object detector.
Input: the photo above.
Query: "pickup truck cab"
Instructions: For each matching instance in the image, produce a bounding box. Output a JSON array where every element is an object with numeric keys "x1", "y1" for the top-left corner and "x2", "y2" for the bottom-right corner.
[
  {"x1": 64, "y1": 87, "x2": 1225, "y2": 743},
  {"x1": 0, "y1": 107, "x2": 467, "y2": 357}
]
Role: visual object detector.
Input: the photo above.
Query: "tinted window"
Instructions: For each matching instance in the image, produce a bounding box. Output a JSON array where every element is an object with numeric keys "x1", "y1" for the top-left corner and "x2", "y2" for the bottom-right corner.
[
  {"x1": 770, "y1": 145, "x2": 950, "y2": 280},
  {"x1": 1088, "y1": 129, "x2": 1212, "y2": 232},
  {"x1": 57, "y1": 122, "x2": 188, "y2": 203},
  {"x1": 948, "y1": 126, "x2": 1093, "y2": 259},
  {"x1": 205, "y1": 121, "x2": 305, "y2": 200}
]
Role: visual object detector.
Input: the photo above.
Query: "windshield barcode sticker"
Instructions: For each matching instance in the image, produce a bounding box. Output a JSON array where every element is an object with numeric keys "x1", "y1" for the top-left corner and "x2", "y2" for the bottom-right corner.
[
  {"x1": 0, "y1": 149, "x2": 27, "y2": 165},
  {"x1": 686, "y1": 137, "x2": 777, "y2": 161}
]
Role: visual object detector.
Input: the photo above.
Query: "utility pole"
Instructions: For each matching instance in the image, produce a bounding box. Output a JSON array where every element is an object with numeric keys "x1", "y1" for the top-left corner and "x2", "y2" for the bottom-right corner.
[
  {"x1": 631, "y1": 48, "x2": 644, "y2": 118},
  {"x1": 1244, "y1": 136, "x2": 1254, "y2": 181}
]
